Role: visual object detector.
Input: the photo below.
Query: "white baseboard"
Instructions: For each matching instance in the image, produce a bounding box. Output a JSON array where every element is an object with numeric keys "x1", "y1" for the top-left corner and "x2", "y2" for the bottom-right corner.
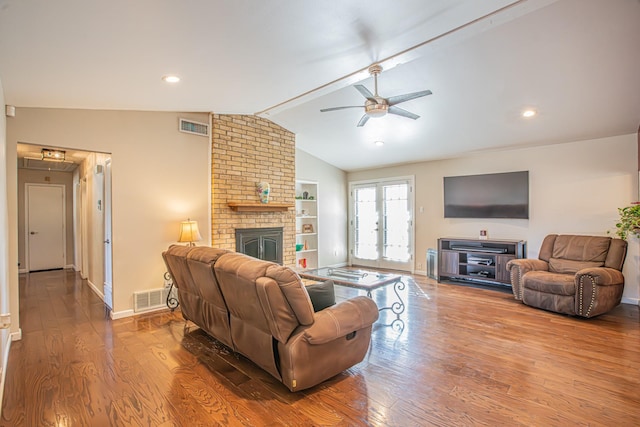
[
  {"x1": 413, "y1": 269, "x2": 427, "y2": 276},
  {"x1": 10, "y1": 330, "x2": 21, "y2": 341},
  {"x1": 18, "y1": 268, "x2": 26, "y2": 274},
  {"x1": 111, "y1": 306, "x2": 172, "y2": 320},
  {"x1": 326, "y1": 262, "x2": 348, "y2": 268},
  {"x1": 621, "y1": 296, "x2": 639, "y2": 306},
  {"x1": 87, "y1": 280, "x2": 105, "y2": 300},
  {"x1": 111, "y1": 309, "x2": 134, "y2": 320}
]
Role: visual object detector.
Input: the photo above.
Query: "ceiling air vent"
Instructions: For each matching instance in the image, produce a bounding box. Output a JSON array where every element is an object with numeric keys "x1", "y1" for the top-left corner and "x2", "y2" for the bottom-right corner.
[{"x1": 179, "y1": 118, "x2": 209, "y2": 137}]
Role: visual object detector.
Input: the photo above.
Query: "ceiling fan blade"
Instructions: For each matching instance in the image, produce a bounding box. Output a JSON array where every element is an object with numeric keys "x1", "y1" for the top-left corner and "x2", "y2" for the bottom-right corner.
[
  {"x1": 388, "y1": 106, "x2": 420, "y2": 120},
  {"x1": 354, "y1": 84, "x2": 376, "y2": 101},
  {"x1": 387, "y1": 90, "x2": 432, "y2": 106},
  {"x1": 357, "y1": 114, "x2": 370, "y2": 127},
  {"x1": 320, "y1": 106, "x2": 363, "y2": 112}
]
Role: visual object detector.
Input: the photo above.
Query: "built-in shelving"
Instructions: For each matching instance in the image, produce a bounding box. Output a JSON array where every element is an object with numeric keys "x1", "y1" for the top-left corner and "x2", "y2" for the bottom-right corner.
[{"x1": 295, "y1": 181, "x2": 318, "y2": 270}]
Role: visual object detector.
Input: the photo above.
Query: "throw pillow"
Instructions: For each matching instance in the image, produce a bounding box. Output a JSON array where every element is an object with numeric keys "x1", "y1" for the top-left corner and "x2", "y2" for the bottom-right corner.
[{"x1": 306, "y1": 280, "x2": 336, "y2": 312}]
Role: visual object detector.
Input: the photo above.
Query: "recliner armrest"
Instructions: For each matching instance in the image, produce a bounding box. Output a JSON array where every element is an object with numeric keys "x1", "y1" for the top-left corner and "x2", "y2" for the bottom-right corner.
[
  {"x1": 506, "y1": 258, "x2": 549, "y2": 273},
  {"x1": 303, "y1": 296, "x2": 379, "y2": 345},
  {"x1": 575, "y1": 267, "x2": 625, "y2": 318},
  {"x1": 506, "y1": 259, "x2": 549, "y2": 301},
  {"x1": 575, "y1": 267, "x2": 624, "y2": 287}
]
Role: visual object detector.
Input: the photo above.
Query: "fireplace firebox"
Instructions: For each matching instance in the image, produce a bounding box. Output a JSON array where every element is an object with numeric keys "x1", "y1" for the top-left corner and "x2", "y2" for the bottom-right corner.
[{"x1": 235, "y1": 227, "x2": 283, "y2": 265}]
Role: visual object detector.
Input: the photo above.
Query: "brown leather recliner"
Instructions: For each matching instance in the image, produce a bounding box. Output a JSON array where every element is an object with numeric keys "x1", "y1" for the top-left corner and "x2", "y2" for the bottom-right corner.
[
  {"x1": 162, "y1": 245, "x2": 379, "y2": 391},
  {"x1": 506, "y1": 235, "x2": 627, "y2": 318}
]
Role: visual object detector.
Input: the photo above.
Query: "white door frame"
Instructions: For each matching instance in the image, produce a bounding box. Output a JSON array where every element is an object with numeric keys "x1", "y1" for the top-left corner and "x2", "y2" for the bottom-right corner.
[
  {"x1": 348, "y1": 175, "x2": 415, "y2": 272},
  {"x1": 103, "y1": 159, "x2": 113, "y2": 309},
  {"x1": 25, "y1": 183, "x2": 66, "y2": 272}
]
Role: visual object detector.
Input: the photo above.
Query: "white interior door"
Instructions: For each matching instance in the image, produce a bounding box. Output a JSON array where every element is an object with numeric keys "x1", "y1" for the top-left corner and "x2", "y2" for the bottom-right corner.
[
  {"x1": 104, "y1": 160, "x2": 113, "y2": 309},
  {"x1": 350, "y1": 178, "x2": 414, "y2": 272},
  {"x1": 27, "y1": 184, "x2": 66, "y2": 272}
]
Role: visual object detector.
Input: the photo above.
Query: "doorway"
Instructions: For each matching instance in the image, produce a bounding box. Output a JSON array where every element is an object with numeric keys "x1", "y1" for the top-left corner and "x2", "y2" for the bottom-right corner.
[
  {"x1": 25, "y1": 184, "x2": 66, "y2": 272},
  {"x1": 349, "y1": 177, "x2": 415, "y2": 272}
]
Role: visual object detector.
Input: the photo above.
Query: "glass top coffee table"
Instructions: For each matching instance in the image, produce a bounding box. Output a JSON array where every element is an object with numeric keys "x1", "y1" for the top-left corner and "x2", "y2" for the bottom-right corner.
[{"x1": 299, "y1": 267, "x2": 406, "y2": 330}]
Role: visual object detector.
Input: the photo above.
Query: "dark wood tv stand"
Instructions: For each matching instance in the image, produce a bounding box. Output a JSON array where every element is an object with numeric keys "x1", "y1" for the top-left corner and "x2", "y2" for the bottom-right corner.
[{"x1": 437, "y1": 237, "x2": 526, "y2": 287}]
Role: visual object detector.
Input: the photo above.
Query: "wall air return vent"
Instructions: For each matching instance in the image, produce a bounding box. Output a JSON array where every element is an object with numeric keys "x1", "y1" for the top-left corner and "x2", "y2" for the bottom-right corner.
[
  {"x1": 179, "y1": 118, "x2": 209, "y2": 137},
  {"x1": 133, "y1": 287, "x2": 177, "y2": 312}
]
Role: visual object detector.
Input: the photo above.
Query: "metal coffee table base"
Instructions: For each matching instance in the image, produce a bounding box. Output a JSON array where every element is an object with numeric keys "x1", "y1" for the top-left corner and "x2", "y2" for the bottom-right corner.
[{"x1": 300, "y1": 268, "x2": 406, "y2": 331}]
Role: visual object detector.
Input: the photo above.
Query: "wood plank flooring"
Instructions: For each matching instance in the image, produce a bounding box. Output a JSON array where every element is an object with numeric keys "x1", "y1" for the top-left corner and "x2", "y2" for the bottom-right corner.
[{"x1": 2, "y1": 269, "x2": 639, "y2": 426}]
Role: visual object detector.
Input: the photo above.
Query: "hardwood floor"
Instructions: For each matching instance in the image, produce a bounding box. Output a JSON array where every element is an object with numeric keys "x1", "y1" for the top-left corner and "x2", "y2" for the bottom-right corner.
[{"x1": 2, "y1": 269, "x2": 639, "y2": 426}]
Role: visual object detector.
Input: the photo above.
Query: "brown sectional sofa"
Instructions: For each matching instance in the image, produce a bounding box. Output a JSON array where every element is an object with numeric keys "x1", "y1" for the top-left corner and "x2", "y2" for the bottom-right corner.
[
  {"x1": 506, "y1": 234, "x2": 627, "y2": 318},
  {"x1": 162, "y1": 245, "x2": 379, "y2": 391}
]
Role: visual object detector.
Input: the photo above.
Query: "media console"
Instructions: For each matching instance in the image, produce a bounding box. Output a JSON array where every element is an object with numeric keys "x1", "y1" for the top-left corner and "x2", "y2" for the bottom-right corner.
[{"x1": 437, "y1": 237, "x2": 526, "y2": 287}]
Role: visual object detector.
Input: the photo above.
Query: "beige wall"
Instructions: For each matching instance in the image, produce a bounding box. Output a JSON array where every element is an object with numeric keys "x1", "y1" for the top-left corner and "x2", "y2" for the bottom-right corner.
[
  {"x1": 296, "y1": 149, "x2": 348, "y2": 268},
  {"x1": 17, "y1": 169, "x2": 74, "y2": 271},
  {"x1": 348, "y1": 133, "x2": 639, "y2": 304},
  {"x1": 7, "y1": 108, "x2": 211, "y2": 318}
]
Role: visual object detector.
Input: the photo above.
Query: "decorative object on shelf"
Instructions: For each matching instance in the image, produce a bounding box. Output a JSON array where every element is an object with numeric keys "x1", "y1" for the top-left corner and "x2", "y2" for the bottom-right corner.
[
  {"x1": 178, "y1": 219, "x2": 202, "y2": 246},
  {"x1": 298, "y1": 258, "x2": 307, "y2": 268},
  {"x1": 303, "y1": 191, "x2": 309, "y2": 199},
  {"x1": 302, "y1": 224, "x2": 314, "y2": 233},
  {"x1": 612, "y1": 202, "x2": 640, "y2": 240},
  {"x1": 479, "y1": 229, "x2": 488, "y2": 240},
  {"x1": 304, "y1": 240, "x2": 309, "y2": 250},
  {"x1": 296, "y1": 244, "x2": 304, "y2": 251},
  {"x1": 164, "y1": 271, "x2": 179, "y2": 311},
  {"x1": 256, "y1": 181, "x2": 270, "y2": 203}
]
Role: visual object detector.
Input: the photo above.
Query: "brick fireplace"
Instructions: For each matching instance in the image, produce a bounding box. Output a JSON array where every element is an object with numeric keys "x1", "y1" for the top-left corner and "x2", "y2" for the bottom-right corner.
[{"x1": 211, "y1": 114, "x2": 296, "y2": 266}]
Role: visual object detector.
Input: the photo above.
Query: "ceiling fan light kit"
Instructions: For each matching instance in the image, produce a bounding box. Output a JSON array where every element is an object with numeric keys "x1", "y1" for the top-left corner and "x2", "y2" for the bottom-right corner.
[{"x1": 320, "y1": 64, "x2": 432, "y2": 127}]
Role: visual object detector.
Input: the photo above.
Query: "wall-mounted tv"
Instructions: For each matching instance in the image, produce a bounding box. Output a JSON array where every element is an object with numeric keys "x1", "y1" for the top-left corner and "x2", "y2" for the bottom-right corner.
[{"x1": 443, "y1": 171, "x2": 529, "y2": 219}]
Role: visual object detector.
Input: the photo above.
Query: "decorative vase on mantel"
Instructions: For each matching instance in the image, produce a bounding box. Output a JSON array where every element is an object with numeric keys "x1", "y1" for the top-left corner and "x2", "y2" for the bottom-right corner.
[{"x1": 256, "y1": 181, "x2": 270, "y2": 204}]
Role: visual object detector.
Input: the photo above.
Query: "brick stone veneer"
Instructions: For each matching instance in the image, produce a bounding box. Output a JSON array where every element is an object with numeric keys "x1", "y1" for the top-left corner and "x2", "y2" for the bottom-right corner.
[{"x1": 211, "y1": 114, "x2": 296, "y2": 266}]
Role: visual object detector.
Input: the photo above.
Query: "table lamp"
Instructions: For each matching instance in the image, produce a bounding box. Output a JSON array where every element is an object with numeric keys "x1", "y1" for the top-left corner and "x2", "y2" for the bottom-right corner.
[{"x1": 178, "y1": 219, "x2": 202, "y2": 246}]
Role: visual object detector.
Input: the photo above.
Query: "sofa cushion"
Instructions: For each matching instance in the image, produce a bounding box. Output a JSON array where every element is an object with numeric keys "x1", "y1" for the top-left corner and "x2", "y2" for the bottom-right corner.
[
  {"x1": 305, "y1": 280, "x2": 336, "y2": 312},
  {"x1": 523, "y1": 271, "x2": 576, "y2": 296}
]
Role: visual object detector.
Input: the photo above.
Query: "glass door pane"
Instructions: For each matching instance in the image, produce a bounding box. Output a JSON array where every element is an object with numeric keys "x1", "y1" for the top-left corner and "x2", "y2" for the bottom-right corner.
[
  {"x1": 383, "y1": 183, "x2": 410, "y2": 262},
  {"x1": 353, "y1": 185, "x2": 378, "y2": 264}
]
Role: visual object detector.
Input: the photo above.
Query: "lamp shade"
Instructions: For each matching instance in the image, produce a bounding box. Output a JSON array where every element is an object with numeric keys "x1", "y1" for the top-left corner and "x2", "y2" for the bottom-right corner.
[{"x1": 178, "y1": 219, "x2": 202, "y2": 245}]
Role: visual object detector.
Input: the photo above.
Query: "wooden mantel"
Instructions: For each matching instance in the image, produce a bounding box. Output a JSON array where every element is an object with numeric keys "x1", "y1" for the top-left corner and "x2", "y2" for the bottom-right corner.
[{"x1": 227, "y1": 202, "x2": 293, "y2": 212}]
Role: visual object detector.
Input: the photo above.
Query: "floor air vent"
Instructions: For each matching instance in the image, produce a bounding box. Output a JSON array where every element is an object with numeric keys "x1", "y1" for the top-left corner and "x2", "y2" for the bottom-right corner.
[
  {"x1": 134, "y1": 287, "x2": 177, "y2": 312},
  {"x1": 179, "y1": 118, "x2": 209, "y2": 137}
]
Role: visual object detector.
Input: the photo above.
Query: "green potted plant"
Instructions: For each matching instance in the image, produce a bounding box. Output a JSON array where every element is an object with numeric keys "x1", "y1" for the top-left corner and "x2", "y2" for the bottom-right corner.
[{"x1": 614, "y1": 202, "x2": 640, "y2": 240}]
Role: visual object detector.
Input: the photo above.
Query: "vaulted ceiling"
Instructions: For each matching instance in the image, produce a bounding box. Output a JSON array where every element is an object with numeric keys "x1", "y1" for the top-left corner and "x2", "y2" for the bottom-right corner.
[{"x1": 1, "y1": 0, "x2": 638, "y2": 171}]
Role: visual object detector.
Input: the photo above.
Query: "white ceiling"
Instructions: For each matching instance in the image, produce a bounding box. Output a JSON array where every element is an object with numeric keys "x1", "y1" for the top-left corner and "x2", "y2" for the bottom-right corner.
[{"x1": 1, "y1": 0, "x2": 638, "y2": 171}]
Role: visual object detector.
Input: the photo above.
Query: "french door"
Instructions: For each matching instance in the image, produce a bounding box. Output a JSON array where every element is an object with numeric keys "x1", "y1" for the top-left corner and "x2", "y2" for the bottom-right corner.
[{"x1": 349, "y1": 177, "x2": 414, "y2": 272}]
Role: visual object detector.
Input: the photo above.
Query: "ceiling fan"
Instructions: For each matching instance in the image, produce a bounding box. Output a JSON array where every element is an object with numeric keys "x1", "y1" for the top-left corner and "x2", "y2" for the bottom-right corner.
[{"x1": 320, "y1": 64, "x2": 432, "y2": 127}]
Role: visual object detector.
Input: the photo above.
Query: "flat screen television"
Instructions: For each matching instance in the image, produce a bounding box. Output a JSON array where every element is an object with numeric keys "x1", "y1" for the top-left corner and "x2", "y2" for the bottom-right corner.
[{"x1": 443, "y1": 171, "x2": 529, "y2": 219}]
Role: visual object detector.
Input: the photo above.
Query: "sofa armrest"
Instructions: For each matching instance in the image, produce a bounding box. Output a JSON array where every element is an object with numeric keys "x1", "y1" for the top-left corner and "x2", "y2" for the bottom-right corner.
[
  {"x1": 506, "y1": 259, "x2": 549, "y2": 300},
  {"x1": 575, "y1": 267, "x2": 625, "y2": 318},
  {"x1": 303, "y1": 296, "x2": 379, "y2": 345}
]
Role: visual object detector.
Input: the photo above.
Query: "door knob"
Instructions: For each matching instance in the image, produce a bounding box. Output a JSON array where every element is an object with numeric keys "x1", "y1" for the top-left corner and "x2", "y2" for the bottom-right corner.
[
  {"x1": 30, "y1": 231, "x2": 38, "y2": 235},
  {"x1": 104, "y1": 239, "x2": 111, "y2": 244}
]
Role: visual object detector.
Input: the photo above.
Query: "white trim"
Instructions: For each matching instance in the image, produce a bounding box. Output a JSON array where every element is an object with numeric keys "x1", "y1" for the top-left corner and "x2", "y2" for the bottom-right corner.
[
  {"x1": 348, "y1": 175, "x2": 416, "y2": 272},
  {"x1": 87, "y1": 279, "x2": 105, "y2": 301},
  {"x1": 10, "y1": 330, "x2": 21, "y2": 341},
  {"x1": 621, "y1": 297, "x2": 639, "y2": 305}
]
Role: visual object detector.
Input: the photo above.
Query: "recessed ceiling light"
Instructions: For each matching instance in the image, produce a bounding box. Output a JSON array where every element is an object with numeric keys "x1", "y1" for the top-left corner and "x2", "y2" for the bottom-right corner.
[
  {"x1": 374, "y1": 140, "x2": 384, "y2": 146},
  {"x1": 522, "y1": 109, "x2": 537, "y2": 118},
  {"x1": 162, "y1": 75, "x2": 180, "y2": 83}
]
